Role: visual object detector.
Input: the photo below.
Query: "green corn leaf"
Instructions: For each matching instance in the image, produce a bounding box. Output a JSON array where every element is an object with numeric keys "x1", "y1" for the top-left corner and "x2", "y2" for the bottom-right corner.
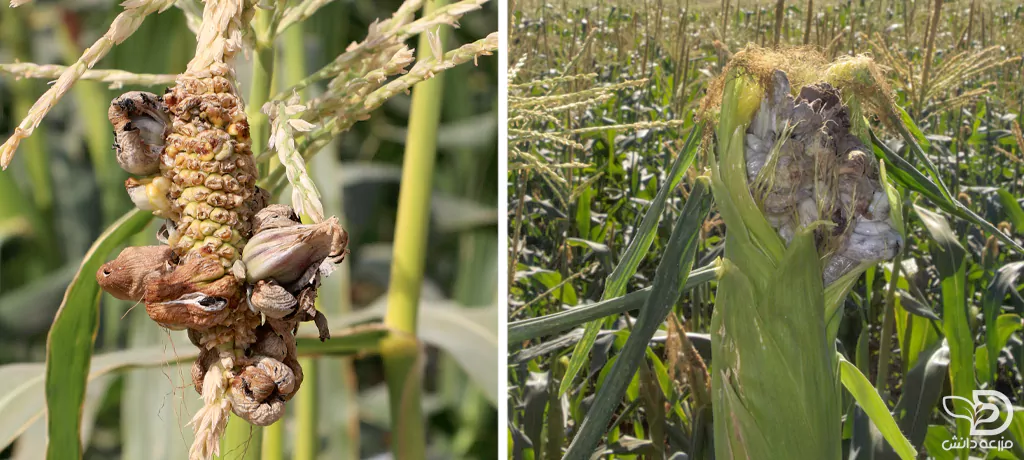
[
  {"x1": 2, "y1": 323, "x2": 389, "y2": 452},
  {"x1": 839, "y1": 356, "x2": 917, "y2": 460},
  {"x1": 996, "y1": 405, "x2": 1024, "y2": 458},
  {"x1": 888, "y1": 341, "x2": 949, "y2": 456},
  {"x1": 871, "y1": 129, "x2": 1024, "y2": 254},
  {"x1": 507, "y1": 262, "x2": 719, "y2": 343},
  {"x1": 44, "y1": 208, "x2": 152, "y2": 460},
  {"x1": 890, "y1": 111, "x2": 953, "y2": 204},
  {"x1": 562, "y1": 176, "x2": 712, "y2": 459},
  {"x1": 978, "y1": 313, "x2": 1024, "y2": 384},
  {"x1": 997, "y1": 189, "x2": 1024, "y2": 231},
  {"x1": 981, "y1": 261, "x2": 1024, "y2": 384},
  {"x1": 896, "y1": 105, "x2": 932, "y2": 152},
  {"x1": 914, "y1": 204, "x2": 972, "y2": 458},
  {"x1": 558, "y1": 122, "x2": 703, "y2": 397},
  {"x1": 923, "y1": 426, "x2": 957, "y2": 460},
  {"x1": 878, "y1": 162, "x2": 905, "y2": 237}
]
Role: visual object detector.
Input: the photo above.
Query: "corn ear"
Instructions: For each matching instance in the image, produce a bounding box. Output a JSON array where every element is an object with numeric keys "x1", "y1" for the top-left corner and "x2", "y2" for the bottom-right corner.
[{"x1": 709, "y1": 63, "x2": 911, "y2": 458}]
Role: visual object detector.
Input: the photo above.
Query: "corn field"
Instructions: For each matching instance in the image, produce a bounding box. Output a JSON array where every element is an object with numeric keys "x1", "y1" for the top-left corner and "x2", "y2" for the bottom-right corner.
[
  {"x1": 0, "y1": 1, "x2": 497, "y2": 459},
  {"x1": 508, "y1": 0, "x2": 1024, "y2": 459}
]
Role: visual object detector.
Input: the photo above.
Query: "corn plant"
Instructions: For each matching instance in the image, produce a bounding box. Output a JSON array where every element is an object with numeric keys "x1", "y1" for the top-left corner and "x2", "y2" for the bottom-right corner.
[
  {"x1": 0, "y1": 1, "x2": 497, "y2": 459},
  {"x1": 508, "y1": 1, "x2": 1024, "y2": 459}
]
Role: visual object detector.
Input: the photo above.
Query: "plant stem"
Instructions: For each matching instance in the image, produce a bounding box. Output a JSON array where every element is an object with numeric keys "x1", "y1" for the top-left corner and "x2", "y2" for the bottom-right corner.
[
  {"x1": 294, "y1": 355, "x2": 319, "y2": 460},
  {"x1": 773, "y1": 0, "x2": 785, "y2": 47},
  {"x1": 874, "y1": 259, "x2": 902, "y2": 393},
  {"x1": 875, "y1": 211, "x2": 907, "y2": 397},
  {"x1": 250, "y1": 8, "x2": 277, "y2": 177},
  {"x1": 258, "y1": 15, "x2": 300, "y2": 460},
  {"x1": 803, "y1": 0, "x2": 813, "y2": 44},
  {"x1": 281, "y1": 19, "x2": 333, "y2": 460},
  {"x1": 381, "y1": 1, "x2": 447, "y2": 457},
  {"x1": 219, "y1": 415, "x2": 261, "y2": 460},
  {"x1": 260, "y1": 418, "x2": 283, "y2": 460}
]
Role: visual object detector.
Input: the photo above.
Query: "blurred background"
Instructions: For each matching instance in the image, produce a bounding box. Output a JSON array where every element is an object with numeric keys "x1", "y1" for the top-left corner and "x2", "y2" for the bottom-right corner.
[{"x1": 0, "y1": 0, "x2": 498, "y2": 459}]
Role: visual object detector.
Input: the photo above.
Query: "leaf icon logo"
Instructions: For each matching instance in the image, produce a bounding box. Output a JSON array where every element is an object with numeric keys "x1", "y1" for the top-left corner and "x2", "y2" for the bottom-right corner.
[
  {"x1": 942, "y1": 391, "x2": 1014, "y2": 436},
  {"x1": 942, "y1": 396, "x2": 976, "y2": 426}
]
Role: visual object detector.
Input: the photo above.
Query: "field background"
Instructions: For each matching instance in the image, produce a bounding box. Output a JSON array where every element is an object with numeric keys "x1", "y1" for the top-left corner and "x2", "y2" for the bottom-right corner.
[
  {"x1": 508, "y1": 0, "x2": 1024, "y2": 458},
  {"x1": 0, "y1": 1, "x2": 498, "y2": 459}
]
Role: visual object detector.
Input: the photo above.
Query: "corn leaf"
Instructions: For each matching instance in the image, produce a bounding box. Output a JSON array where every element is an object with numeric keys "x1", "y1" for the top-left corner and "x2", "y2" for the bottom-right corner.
[
  {"x1": 887, "y1": 341, "x2": 949, "y2": 457},
  {"x1": 923, "y1": 426, "x2": 957, "y2": 460},
  {"x1": 871, "y1": 129, "x2": 1024, "y2": 253},
  {"x1": 44, "y1": 209, "x2": 151, "y2": 460},
  {"x1": 839, "y1": 356, "x2": 917, "y2": 460},
  {"x1": 507, "y1": 263, "x2": 719, "y2": 343},
  {"x1": 558, "y1": 122, "x2": 703, "y2": 397},
  {"x1": 997, "y1": 189, "x2": 1024, "y2": 231},
  {"x1": 1, "y1": 323, "x2": 389, "y2": 452},
  {"x1": 996, "y1": 406, "x2": 1024, "y2": 458},
  {"x1": 562, "y1": 177, "x2": 712, "y2": 459},
  {"x1": 982, "y1": 262, "x2": 1024, "y2": 383},
  {"x1": 978, "y1": 312, "x2": 1024, "y2": 384},
  {"x1": 914, "y1": 204, "x2": 972, "y2": 458},
  {"x1": 897, "y1": 105, "x2": 932, "y2": 152}
]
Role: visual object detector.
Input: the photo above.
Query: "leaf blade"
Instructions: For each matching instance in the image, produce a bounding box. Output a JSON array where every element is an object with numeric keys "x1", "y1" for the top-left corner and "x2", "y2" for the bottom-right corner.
[{"x1": 44, "y1": 209, "x2": 152, "y2": 460}]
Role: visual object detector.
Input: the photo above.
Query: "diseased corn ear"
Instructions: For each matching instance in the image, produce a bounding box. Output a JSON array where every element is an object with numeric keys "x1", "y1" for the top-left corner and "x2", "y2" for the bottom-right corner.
[{"x1": 709, "y1": 62, "x2": 903, "y2": 460}]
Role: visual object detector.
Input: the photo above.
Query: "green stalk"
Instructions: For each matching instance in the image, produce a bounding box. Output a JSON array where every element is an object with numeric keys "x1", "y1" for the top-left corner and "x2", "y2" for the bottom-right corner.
[
  {"x1": 294, "y1": 353, "x2": 319, "y2": 460},
  {"x1": 219, "y1": 415, "x2": 261, "y2": 460},
  {"x1": 283, "y1": 19, "x2": 332, "y2": 460},
  {"x1": 874, "y1": 246, "x2": 904, "y2": 396},
  {"x1": 293, "y1": 217, "x2": 320, "y2": 460},
  {"x1": 381, "y1": 1, "x2": 447, "y2": 457},
  {"x1": 260, "y1": 419, "x2": 283, "y2": 460},
  {"x1": 249, "y1": 8, "x2": 277, "y2": 176}
]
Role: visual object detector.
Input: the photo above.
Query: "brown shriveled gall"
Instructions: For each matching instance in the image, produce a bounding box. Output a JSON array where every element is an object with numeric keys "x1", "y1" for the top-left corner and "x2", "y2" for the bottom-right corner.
[
  {"x1": 97, "y1": 245, "x2": 176, "y2": 301},
  {"x1": 249, "y1": 279, "x2": 298, "y2": 319},
  {"x1": 109, "y1": 91, "x2": 171, "y2": 176},
  {"x1": 227, "y1": 365, "x2": 283, "y2": 423}
]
